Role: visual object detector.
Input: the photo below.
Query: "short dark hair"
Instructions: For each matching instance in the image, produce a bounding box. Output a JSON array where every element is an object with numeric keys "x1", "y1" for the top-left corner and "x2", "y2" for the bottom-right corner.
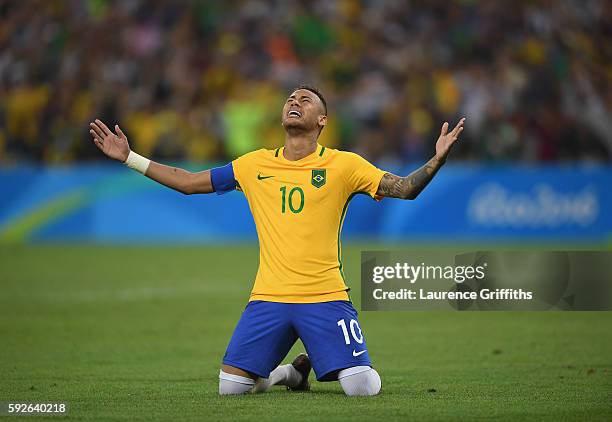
[{"x1": 295, "y1": 85, "x2": 327, "y2": 115}]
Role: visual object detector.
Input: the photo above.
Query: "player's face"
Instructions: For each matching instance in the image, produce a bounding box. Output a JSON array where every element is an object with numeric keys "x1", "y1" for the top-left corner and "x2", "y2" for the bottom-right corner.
[{"x1": 282, "y1": 89, "x2": 326, "y2": 133}]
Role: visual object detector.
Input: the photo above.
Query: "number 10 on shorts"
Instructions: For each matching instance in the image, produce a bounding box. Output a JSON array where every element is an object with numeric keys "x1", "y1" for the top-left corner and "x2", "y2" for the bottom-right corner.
[{"x1": 337, "y1": 319, "x2": 364, "y2": 344}]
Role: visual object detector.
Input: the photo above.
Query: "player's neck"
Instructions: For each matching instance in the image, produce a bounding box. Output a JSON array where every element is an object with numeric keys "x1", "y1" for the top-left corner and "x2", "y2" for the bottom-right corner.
[{"x1": 283, "y1": 133, "x2": 318, "y2": 161}]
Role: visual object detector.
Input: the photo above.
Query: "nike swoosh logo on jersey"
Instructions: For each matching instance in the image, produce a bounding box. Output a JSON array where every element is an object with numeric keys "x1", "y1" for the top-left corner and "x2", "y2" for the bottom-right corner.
[
  {"x1": 353, "y1": 349, "x2": 367, "y2": 357},
  {"x1": 257, "y1": 174, "x2": 274, "y2": 180}
]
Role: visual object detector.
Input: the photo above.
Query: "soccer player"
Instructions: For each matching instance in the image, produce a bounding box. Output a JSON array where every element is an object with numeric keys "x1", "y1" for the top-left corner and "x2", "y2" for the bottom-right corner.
[{"x1": 89, "y1": 86, "x2": 464, "y2": 396}]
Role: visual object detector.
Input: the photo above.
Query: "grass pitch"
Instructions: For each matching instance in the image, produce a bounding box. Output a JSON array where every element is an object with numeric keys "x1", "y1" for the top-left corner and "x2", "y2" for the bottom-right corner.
[{"x1": 0, "y1": 245, "x2": 610, "y2": 421}]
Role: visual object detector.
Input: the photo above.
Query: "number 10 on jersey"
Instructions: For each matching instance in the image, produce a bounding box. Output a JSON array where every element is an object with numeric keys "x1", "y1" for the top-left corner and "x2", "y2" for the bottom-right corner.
[{"x1": 280, "y1": 186, "x2": 304, "y2": 214}]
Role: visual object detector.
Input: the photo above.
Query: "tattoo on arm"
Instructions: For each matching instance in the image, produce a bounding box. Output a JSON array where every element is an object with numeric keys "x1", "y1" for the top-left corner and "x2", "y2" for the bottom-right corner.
[{"x1": 376, "y1": 157, "x2": 444, "y2": 199}]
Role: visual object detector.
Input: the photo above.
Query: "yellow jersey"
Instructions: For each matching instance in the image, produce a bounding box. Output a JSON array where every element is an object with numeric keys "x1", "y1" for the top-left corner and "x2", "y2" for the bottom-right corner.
[{"x1": 232, "y1": 143, "x2": 386, "y2": 303}]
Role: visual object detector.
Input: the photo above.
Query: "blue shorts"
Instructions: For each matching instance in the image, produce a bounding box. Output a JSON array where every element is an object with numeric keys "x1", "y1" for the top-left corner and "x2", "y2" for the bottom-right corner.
[{"x1": 222, "y1": 300, "x2": 371, "y2": 381}]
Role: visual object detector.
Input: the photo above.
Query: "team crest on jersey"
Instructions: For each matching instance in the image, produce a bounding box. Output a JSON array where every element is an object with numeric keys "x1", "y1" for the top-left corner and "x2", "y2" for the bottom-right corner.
[{"x1": 311, "y1": 169, "x2": 326, "y2": 188}]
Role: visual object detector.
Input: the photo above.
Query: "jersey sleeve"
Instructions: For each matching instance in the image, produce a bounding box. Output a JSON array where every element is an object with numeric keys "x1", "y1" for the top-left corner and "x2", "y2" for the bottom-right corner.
[
  {"x1": 342, "y1": 152, "x2": 387, "y2": 199},
  {"x1": 231, "y1": 150, "x2": 258, "y2": 193}
]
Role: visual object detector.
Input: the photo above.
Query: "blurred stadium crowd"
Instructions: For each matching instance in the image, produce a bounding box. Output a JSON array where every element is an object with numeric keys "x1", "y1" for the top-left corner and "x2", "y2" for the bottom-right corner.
[{"x1": 1, "y1": 0, "x2": 611, "y2": 165}]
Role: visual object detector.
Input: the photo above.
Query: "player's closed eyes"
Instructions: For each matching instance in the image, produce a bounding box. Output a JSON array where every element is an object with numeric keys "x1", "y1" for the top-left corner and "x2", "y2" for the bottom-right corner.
[{"x1": 287, "y1": 97, "x2": 311, "y2": 103}]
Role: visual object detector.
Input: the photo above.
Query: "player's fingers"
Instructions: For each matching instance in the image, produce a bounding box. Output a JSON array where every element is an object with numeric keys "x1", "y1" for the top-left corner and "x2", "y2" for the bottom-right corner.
[
  {"x1": 95, "y1": 119, "x2": 113, "y2": 136},
  {"x1": 440, "y1": 122, "x2": 449, "y2": 136},
  {"x1": 453, "y1": 126, "x2": 464, "y2": 140},
  {"x1": 91, "y1": 136, "x2": 104, "y2": 150},
  {"x1": 90, "y1": 122, "x2": 106, "y2": 139},
  {"x1": 450, "y1": 118, "x2": 465, "y2": 136},
  {"x1": 89, "y1": 129, "x2": 103, "y2": 142},
  {"x1": 115, "y1": 124, "x2": 127, "y2": 140}
]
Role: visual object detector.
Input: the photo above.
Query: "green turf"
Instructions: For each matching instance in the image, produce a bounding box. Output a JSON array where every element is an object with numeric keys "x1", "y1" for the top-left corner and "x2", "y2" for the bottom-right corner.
[{"x1": 0, "y1": 245, "x2": 610, "y2": 421}]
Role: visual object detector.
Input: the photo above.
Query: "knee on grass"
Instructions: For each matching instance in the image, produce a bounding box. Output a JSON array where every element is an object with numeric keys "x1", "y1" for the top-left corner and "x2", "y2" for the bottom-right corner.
[
  {"x1": 219, "y1": 366, "x2": 382, "y2": 396},
  {"x1": 218, "y1": 370, "x2": 255, "y2": 395},
  {"x1": 338, "y1": 366, "x2": 381, "y2": 396}
]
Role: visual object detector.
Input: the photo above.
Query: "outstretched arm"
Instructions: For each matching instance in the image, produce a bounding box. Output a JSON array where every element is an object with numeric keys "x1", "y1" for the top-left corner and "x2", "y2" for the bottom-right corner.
[
  {"x1": 90, "y1": 119, "x2": 213, "y2": 195},
  {"x1": 376, "y1": 118, "x2": 465, "y2": 200}
]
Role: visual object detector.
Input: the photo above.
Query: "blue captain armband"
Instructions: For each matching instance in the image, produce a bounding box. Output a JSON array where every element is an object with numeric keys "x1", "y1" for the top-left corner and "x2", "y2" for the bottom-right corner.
[{"x1": 210, "y1": 163, "x2": 237, "y2": 195}]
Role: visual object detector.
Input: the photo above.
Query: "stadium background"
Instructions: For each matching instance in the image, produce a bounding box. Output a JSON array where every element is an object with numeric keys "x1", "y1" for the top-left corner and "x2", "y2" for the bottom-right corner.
[{"x1": 1, "y1": 1, "x2": 610, "y2": 420}]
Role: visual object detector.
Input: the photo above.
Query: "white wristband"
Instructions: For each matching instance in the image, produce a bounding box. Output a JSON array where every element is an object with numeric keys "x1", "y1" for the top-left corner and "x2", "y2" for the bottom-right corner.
[{"x1": 124, "y1": 151, "x2": 151, "y2": 175}]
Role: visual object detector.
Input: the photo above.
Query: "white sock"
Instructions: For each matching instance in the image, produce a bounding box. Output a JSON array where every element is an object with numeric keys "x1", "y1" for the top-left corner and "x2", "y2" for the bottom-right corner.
[
  {"x1": 251, "y1": 364, "x2": 302, "y2": 393},
  {"x1": 338, "y1": 366, "x2": 381, "y2": 396},
  {"x1": 218, "y1": 370, "x2": 255, "y2": 395}
]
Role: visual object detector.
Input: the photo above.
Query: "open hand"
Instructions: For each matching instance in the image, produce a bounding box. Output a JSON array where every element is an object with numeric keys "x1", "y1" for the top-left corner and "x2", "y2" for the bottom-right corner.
[
  {"x1": 89, "y1": 119, "x2": 130, "y2": 162},
  {"x1": 435, "y1": 118, "x2": 465, "y2": 162}
]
